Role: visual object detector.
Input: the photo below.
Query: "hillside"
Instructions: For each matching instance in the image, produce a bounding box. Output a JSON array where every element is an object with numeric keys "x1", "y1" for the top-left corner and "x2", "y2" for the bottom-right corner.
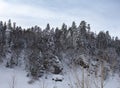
[{"x1": 0, "y1": 20, "x2": 120, "y2": 88}]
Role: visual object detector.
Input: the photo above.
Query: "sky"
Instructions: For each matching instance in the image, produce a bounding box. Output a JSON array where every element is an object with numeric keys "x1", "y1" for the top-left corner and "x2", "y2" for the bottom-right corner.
[{"x1": 0, "y1": 0, "x2": 120, "y2": 37}]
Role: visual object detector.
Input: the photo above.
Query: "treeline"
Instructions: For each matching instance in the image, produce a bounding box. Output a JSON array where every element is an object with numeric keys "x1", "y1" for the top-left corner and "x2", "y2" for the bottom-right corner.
[{"x1": 0, "y1": 19, "x2": 120, "y2": 78}]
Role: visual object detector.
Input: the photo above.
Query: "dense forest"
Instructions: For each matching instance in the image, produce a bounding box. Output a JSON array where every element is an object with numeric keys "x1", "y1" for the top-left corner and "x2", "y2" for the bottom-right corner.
[{"x1": 0, "y1": 19, "x2": 120, "y2": 79}]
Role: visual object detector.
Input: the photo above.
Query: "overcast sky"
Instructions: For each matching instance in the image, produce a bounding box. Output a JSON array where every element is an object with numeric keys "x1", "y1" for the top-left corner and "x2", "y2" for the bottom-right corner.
[{"x1": 0, "y1": 0, "x2": 120, "y2": 37}]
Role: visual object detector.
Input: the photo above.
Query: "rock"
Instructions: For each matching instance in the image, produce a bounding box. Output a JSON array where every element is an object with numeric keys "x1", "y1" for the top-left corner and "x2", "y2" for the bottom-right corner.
[{"x1": 52, "y1": 75, "x2": 64, "y2": 82}]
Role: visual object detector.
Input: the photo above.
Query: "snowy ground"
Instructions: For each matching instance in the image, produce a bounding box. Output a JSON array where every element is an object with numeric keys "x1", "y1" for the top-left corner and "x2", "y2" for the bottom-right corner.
[{"x1": 0, "y1": 65, "x2": 120, "y2": 88}]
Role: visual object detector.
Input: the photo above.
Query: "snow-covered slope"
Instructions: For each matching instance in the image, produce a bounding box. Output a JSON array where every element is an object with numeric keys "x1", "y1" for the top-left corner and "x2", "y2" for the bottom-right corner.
[{"x1": 0, "y1": 65, "x2": 120, "y2": 88}]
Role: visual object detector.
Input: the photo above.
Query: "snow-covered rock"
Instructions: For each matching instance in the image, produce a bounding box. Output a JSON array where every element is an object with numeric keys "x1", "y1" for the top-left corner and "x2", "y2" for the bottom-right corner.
[{"x1": 52, "y1": 75, "x2": 64, "y2": 82}]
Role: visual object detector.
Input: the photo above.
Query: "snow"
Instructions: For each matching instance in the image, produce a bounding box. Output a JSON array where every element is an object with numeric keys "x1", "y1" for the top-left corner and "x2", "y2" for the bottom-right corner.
[
  {"x1": 105, "y1": 74, "x2": 120, "y2": 88},
  {"x1": 0, "y1": 65, "x2": 120, "y2": 88}
]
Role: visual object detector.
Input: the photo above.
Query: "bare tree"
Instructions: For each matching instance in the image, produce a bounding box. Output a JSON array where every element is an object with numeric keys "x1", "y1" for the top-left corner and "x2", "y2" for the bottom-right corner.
[{"x1": 9, "y1": 75, "x2": 16, "y2": 88}]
